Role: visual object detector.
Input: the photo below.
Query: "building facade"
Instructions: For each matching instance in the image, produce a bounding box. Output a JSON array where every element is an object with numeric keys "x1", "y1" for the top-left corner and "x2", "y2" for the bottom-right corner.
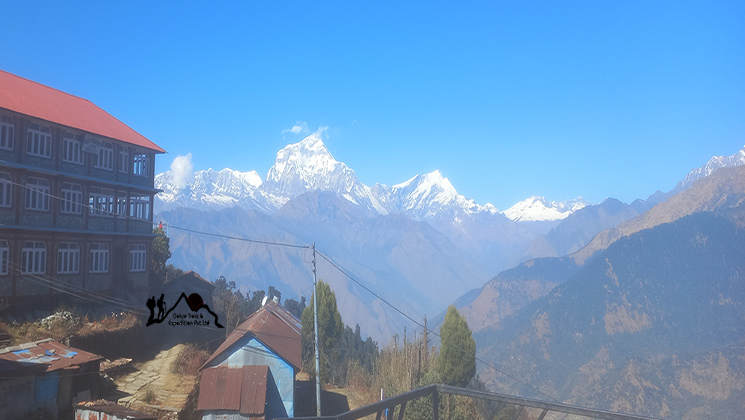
[{"x1": 0, "y1": 70, "x2": 165, "y2": 300}]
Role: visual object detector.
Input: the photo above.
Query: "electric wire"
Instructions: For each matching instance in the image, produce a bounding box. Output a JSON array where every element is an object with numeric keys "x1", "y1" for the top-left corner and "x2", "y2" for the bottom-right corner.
[
  {"x1": 167, "y1": 224, "x2": 308, "y2": 249},
  {"x1": 316, "y1": 250, "x2": 561, "y2": 403},
  {"x1": 3, "y1": 177, "x2": 559, "y2": 401}
]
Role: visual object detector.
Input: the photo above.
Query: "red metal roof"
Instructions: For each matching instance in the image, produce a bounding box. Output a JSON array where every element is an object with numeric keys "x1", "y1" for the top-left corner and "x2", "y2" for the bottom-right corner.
[
  {"x1": 0, "y1": 338, "x2": 102, "y2": 372},
  {"x1": 197, "y1": 365, "x2": 268, "y2": 417},
  {"x1": 0, "y1": 69, "x2": 165, "y2": 153},
  {"x1": 202, "y1": 301, "x2": 301, "y2": 370}
]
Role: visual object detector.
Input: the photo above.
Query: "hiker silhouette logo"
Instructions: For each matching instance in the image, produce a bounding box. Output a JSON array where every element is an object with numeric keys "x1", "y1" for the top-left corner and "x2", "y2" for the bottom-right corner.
[{"x1": 145, "y1": 292, "x2": 224, "y2": 328}]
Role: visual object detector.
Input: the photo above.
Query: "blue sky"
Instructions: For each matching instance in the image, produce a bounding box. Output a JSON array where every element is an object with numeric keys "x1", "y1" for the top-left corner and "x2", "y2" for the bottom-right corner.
[{"x1": 3, "y1": 1, "x2": 743, "y2": 209}]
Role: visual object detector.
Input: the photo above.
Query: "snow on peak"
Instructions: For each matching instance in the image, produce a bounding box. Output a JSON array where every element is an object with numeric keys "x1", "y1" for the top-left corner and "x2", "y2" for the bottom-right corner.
[
  {"x1": 154, "y1": 138, "x2": 508, "y2": 220},
  {"x1": 375, "y1": 170, "x2": 498, "y2": 219},
  {"x1": 155, "y1": 168, "x2": 265, "y2": 211},
  {"x1": 261, "y1": 133, "x2": 386, "y2": 212},
  {"x1": 674, "y1": 145, "x2": 745, "y2": 193},
  {"x1": 503, "y1": 196, "x2": 591, "y2": 222}
]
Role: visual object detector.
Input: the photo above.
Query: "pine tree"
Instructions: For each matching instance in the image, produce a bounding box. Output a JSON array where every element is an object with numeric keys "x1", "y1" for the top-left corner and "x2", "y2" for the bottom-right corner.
[
  {"x1": 150, "y1": 226, "x2": 171, "y2": 286},
  {"x1": 301, "y1": 280, "x2": 343, "y2": 384},
  {"x1": 437, "y1": 306, "x2": 476, "y2": 387}
]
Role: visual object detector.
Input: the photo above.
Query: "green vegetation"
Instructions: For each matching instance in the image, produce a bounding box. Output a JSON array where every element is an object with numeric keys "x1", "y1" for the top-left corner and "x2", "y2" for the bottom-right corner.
[
  {"x1": 284, "y1": 296, "x2": 306, "y2": 319},
  {"x1": 150, "y1": 225, "x2": 172, "y2": 287},
  {"x1": 211, "y1": 277, "x2": 290, "y2": 335},
  {"x1": 437, "y1": 306, "x2": 476, "y2": 387},
  {"x1": 301, "y1": 280, "x2": 344, "y2": 384}
]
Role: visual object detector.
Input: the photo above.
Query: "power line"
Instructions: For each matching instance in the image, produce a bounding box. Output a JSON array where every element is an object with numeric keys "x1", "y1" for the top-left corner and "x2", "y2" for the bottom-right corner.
[
  {"x1": 3, "y1": 177, "x2": 558, "y2": 400},
  {"x1": 316, "y1": 251, "x2": 561, "y2": 403},
  {"x1": 167, "y1": 224, "x2": 308, "y2": 249}
]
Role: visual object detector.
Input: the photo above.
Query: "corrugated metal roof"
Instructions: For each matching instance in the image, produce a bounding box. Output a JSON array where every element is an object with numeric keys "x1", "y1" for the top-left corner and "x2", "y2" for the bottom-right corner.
[
  {"x1": 202, "y1": 301, "x2": 301, "y2": 370},
  {"x1": 0, "y1": 69, "x2": 165, "y2": 153},
  {"x1": 75, "y1": 400, "x2": 157, "y2": 420},
  {"x1": 0, "y1": 338, "x2": 102, "y2": 372},
  {"x1": 197, "y1": 365, "x2": 267, "y2": 416}
]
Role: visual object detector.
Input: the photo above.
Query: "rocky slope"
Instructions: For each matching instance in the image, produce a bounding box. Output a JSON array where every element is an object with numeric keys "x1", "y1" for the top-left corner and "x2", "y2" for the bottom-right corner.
[{"x1": 474, "y1": 210, "x2": 745, "y2": 419}]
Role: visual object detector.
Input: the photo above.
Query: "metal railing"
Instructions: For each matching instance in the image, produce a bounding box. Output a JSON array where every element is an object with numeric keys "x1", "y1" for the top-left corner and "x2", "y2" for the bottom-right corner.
[{"x1": 281, "y1": 384, "x2": 660, "y2": 420}]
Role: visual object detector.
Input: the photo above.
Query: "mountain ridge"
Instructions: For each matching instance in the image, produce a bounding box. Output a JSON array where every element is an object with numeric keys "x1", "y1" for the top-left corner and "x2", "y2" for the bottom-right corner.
[{"x1": 155, "y1": 134, "x2": 590, "y2": 223}]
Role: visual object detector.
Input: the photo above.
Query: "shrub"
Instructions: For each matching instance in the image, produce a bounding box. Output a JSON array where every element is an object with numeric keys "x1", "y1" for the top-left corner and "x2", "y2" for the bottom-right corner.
[{"x1": 171, "y1": 344, "x2": 210, "y2": 376}]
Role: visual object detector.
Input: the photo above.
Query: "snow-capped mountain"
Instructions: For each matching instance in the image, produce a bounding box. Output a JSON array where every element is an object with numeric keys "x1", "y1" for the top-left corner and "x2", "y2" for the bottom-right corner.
[
  {"x1": 674, "y1": 145, "x2": 745, "y2": 193},
  {"x1": 261, "y1": 133, "x2": 386, "y2": 213},
  {"x1": 371, "y1": 170, "x2": 498, "y2": 220},
  {"x1": 155, "y1": 168, "x2": 264, "y2": 211},
  {"x1": 155, "y1": 133, "x2": 502, "y2": 221},
  {"x1": 503, "y1": 196, "x2": 591, "y2": 222}
]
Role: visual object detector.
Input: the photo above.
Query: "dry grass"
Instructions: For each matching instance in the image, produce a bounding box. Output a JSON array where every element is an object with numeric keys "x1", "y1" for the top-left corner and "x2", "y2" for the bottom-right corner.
[
  {"x1": 171, "y1": 343, "x2": 210, "y2": 376},
  {"x1": 76, "y1": 312, "x2": 139, "y2": 336},
  {"x1": 0, "y1": 311, "x2": 140, "y2": 346},
  {"x1": 143, "y1": 388, "x2": 158, "y2": 404}
]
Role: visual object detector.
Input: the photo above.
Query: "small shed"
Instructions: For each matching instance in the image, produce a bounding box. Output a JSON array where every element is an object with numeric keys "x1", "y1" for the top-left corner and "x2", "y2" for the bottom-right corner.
[
  {"x1": 161, "y1": 271, "x2": 216, "y2": 309},
  {"x1": 200, "y1": 300, "x2": 301, "y2": 419},
  {"x1": 75, "y1": 399, "x2": 157, "y2": 420},
  {"x1": 0, "y1": 339, "x2": 103, "y2": 420}
]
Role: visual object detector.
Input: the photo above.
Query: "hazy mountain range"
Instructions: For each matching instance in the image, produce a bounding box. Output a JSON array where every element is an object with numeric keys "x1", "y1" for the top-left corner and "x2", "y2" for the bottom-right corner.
[
  {"x1": 154, "y1": 134, "x2": 593, "y2": 340},
  {"x1": 452, "y1": 165, "x2": 745, "y2": 419},
  {"x1": 154, "y1": 137, "x2": 744, "y2": 344},
  {"x1": 155, "y1": 136, "x2": 744, "y2": 417}
]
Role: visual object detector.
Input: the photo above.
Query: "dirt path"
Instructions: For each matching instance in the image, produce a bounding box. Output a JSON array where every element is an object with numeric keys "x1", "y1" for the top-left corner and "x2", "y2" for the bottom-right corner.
[{"x1": 115, "y1": 343, "x2": 196, "y2": 415}]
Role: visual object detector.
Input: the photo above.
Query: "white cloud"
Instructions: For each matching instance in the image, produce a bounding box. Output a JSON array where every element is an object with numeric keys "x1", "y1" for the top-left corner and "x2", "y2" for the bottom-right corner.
[
  {"x1": 170, "y1": 153, "x2": 194, "y2": 189},
  {"x1": 282, "y1": 121, "x2": 309, "y2": 135},
  {"x1": 313, "y1": 126, "x2": 329, "y2": 138}
]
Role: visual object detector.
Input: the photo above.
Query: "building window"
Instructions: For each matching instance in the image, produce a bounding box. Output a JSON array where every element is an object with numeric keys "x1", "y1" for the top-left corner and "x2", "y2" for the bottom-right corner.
[
  {"x1": 129, "y1": 195, "x2": 151, "y2": 220},
  {"x1": 60, "y1": 183, "x2": 83, "y2": 214},
  {"x1": 130, "y1": 244, "x2": 146, "y2": 272},
  {"x1": 0, "y1": 240, "x2": 8, "y2": 275},
  {"x1": 62, "y1": 132, "x2": 84, "y2": 165},
  {"x1": 0, "y1": 116, "x2": 14, "y2": 151},
  {"x1": 119, "y1": 151, "x2": 129, "y2": 173},
  {"x1": 26, "y1": 123, "x2": 52, "y2": 158},
  {"x1": 89, "y1": 187, "x2": 114, "y2": 216},
  {"x1": 0, "y1": 173, "x2": 11, "y2": 208},
  {"x1": 21, "y1": 241, "x2": 46, "y2": 274},
  {"x1": 57, "y1": 242, "x2": 80, "y2": 274},
  {"x1": 95, "y1": 142, "x2": 114, "y2": 170},
  {"x1": 133, "y1": 153, "x2": 149, "y2": 177},
  {"x1": 116, "y1": 192, "x2": 127, "y2": 217},
  {"x1": 25, "y1": 177, "x2": 50, "y2": 211},
  {"x1": 89, "y1": 243, "x2": 109, "y2": 273}
]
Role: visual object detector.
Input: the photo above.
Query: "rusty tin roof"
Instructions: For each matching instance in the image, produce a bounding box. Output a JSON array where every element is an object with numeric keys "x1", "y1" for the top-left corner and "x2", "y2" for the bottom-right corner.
[
  {"x1": 75, "y1": 400, "x2": 157, "y2": 420},
  {"x1": 0, "y1": 338, "x2": 103, "y2": 373},
  {"x1": 197, "y1": 365, "x2": 268, "y2": 417},
  {"x1": 202, "y1": 300, "x2": 301, "y2": 370}
]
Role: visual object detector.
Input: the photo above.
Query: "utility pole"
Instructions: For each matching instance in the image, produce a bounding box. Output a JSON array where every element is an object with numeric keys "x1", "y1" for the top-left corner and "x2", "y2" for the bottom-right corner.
[{"x1": 312, "y1": 243, "x2": 322, "y2": 416}]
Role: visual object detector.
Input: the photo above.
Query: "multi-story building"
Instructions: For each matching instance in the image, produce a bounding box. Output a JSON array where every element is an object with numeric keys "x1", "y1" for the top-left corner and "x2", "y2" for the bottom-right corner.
[{"x1": 0, "y1": 70, "x2": 165, "y2": 301}]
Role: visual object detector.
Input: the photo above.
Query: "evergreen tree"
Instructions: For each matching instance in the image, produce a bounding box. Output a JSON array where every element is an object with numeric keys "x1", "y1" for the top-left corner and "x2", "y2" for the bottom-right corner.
[
  {"x1": 301, "y1": 280, "x2": 343, "y2": 384},
  {"x1": 284, "y1": 296, "x2": 306, "y2": 319},
  {"x1": 150, "y1": 226, "x2": 172, "y2": 286},
  {"x1": 437, "y1": 306, "x2": 476, "y2": 387}
]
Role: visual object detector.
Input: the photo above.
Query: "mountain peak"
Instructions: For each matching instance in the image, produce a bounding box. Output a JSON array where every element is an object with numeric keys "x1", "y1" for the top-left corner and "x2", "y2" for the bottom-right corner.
[
  {"x1": 504, "y1": 196, "x2": 591, "y2": 222},
  {"x1": 674, "y1": 145, "x2": 745, "y2": 193},
  {"x1": 378, "y1": 170, "x2": 497, "y2": 218},
  {"x1": 260, "y1": 132, "x2": 382, "y2": 210}
]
